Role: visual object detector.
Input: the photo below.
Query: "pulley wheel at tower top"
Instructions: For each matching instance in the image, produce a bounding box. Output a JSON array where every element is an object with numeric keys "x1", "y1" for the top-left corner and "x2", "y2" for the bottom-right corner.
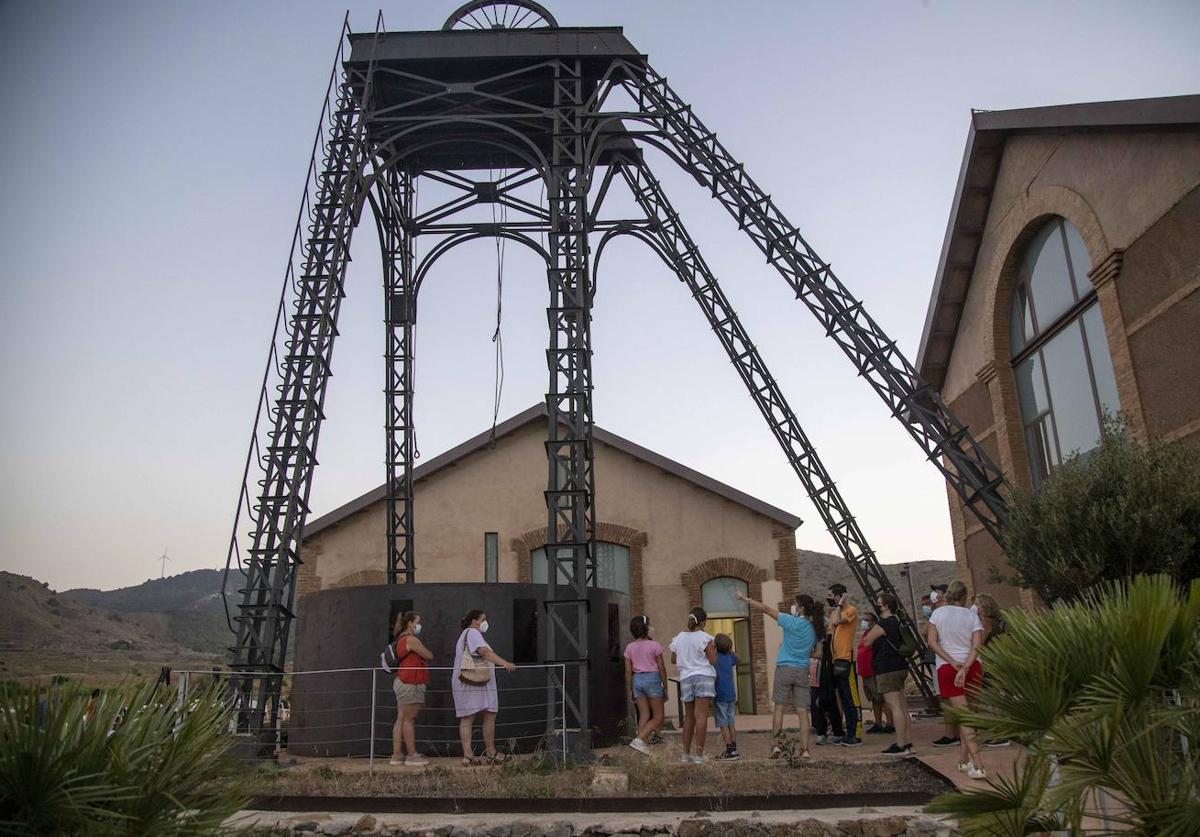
[{"x1": 443, "y1": 1, "x2": 559, "y2": 31}]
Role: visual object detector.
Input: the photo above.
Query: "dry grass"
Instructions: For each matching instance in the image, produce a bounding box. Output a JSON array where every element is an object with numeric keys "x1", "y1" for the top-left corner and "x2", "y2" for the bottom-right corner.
[{"x1": 242, "y1": 754, "x2": 946, "y2": 800}]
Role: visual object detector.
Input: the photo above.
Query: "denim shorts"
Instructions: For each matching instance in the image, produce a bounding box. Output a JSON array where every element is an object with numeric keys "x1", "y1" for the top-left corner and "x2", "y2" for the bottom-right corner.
[
  {"x1": 631, "y1": 671, "x2": 664, "y2": 700},
  {"x1": 680, "y1": 674, "x2": 716, "y2": 703},
  {"x1": 713, "y1": 699, "x2": 736, "y2": 728}
]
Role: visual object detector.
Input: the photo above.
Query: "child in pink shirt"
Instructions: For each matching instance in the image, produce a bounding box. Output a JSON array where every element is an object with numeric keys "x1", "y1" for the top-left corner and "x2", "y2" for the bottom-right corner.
[{"x1": 623, "y1": 615, "x2": 667, "y2": 754}]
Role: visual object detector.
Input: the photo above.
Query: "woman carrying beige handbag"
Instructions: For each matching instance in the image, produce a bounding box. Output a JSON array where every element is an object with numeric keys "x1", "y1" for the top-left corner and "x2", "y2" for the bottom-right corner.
[{"x1": 451, "y1": 608, "x2": 517, "y2": 765}]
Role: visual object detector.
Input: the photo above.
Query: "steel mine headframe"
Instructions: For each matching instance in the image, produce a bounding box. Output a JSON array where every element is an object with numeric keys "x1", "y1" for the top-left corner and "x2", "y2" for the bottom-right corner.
[{"x1": 223, "y1": 3, "x2": 1009, "y2": 753}]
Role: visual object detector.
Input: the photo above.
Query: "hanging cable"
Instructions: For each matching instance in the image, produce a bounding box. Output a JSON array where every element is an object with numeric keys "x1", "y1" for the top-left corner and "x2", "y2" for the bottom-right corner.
[{"x1": 487, "y1": 165, "x2": 507, "y2": 447}]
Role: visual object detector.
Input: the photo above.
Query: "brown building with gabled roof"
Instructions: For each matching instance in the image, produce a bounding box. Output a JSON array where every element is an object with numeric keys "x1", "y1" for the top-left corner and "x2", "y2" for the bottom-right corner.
[
  {"x1": 296, "y1": 403, "x2": 804, "y2": 715},
  {"x1": 917, "y1": 94, "x2": 1200, "y2": 605}
]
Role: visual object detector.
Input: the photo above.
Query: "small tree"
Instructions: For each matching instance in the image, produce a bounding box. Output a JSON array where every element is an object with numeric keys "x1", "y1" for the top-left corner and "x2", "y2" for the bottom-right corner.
[{"x1": 1002, "y1": 422, "x2": 1200, "y2": 603}]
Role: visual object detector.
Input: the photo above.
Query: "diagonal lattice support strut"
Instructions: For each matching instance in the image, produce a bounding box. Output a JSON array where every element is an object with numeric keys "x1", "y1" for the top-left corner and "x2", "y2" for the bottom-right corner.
[
  {"x1": 616, "y1": 61, "x2": 1012, "y2": 545},
  {"x1": 613, "y1": 159, "x2": 935, "y2": 701}
]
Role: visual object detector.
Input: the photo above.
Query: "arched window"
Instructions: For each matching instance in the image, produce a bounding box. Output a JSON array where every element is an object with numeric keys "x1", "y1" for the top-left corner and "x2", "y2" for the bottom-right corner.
[
  {"x1": 531, "y1": 542, "x2": 630, "y2": 594},
  {"x1": 1010, "y1": 217, "x2": 1120, "y2": 486},
  {"x1": 701, "y1": 577, "x2": 748, "y2": 616}
]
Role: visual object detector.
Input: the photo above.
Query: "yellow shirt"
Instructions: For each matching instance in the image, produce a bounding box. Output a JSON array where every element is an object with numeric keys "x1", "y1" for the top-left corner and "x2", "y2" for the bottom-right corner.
[{"x1": 832, "y1": 603, "x2": 858, "y2": 661}]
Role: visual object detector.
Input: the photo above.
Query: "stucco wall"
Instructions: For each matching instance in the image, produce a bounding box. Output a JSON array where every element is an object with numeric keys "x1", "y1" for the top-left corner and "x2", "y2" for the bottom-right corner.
[{"x1": 297, "y1": 418, "x2": 797, "y2": 713}]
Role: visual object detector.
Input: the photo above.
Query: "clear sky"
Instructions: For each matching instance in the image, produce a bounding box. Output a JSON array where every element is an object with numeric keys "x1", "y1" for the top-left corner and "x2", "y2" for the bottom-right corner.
[{"x1": 1, "y1": 0, "x2": 1197, "y2": 592}]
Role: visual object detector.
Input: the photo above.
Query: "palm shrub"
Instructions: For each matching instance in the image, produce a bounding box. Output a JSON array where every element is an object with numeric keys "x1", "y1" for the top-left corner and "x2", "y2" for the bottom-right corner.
[
  {"x1": 0, "y1": 679, "x2": 248, "y2": 835},
  {"x1": 926, "y1": 574, "x2": 1200, "y2": 835}
]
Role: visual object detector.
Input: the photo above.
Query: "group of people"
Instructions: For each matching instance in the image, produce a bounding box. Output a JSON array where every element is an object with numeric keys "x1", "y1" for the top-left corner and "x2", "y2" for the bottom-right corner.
[
  {"x1": 384, "y1": 580, "x2": 1006, "y2": 775},
  {"x1": 383, "y1": 607, "x2": 517, "y2": 767}
]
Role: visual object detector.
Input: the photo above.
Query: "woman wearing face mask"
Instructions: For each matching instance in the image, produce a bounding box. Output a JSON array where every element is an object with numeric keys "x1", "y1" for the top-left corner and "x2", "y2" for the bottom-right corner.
[
  {"x1": 736, "y1": 590, "x2": 819, "y2": 760},
  {"x1": 452, "y1": 608, "x2": 517, "y2": 765},
  {"x1": 389, "y1": 611, "x2": 433, "y2": 766}
]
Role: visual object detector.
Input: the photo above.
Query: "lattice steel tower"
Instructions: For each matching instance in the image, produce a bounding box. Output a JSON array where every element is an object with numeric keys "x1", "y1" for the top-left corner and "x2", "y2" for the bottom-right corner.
[{"x1": 224, "y1": 1, "x2": 1010, "y2": 749}]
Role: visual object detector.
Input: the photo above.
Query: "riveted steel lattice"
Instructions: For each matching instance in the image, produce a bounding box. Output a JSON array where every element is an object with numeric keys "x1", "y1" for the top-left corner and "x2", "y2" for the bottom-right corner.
[{"x1": 225, "y1": 6, "x2": 1010, "y2": 750}]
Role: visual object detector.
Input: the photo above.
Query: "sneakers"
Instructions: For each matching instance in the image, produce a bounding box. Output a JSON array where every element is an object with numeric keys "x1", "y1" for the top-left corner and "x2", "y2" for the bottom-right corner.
[
  {"x1": 957, "y1": 760, "x2": 974, "y2": 773},
  {"x1": 648, "y1": 731, "x2": 665, "y2": 745},
  {"x1": 882, "y1": 743, "x2": 915, "y2": 756},
  {"x1": 932, "y1": 736, "x2": 961, "y2": 747},
  {"x1": 985, "y1": 738, "x2": 1012, "y2": 748},
  {"x1": 865, "y1": 724, "x2": 887, "y2": 734},
  {"x1": 838, "y1": 736, "x2": 863, "y2": 747},
  {"x1": 692, "y1": 752, "x2": 710, "y2": 764},
  {"x1": 967, "y1": 765, "x2": 987, "y2": 780},
  {"x1": 769, "y1": 743, "x2": 785, "y2": 759},
  {"x1": 716, "y1": 746, "x2": 741, "y2": 761},
  {"x1": 388, "y1": 757, "x2": 405, "y2": 766},
  {"x1": 814, "y1": 735, "x2": 828, "y2": 745},
  {"x1": 404, "y1": 754, "x2": 429, "y2": 766},
  {"x1": 880, "y1": 725, "x2": 896, "y2": 734},
  {"x1": 629, "y1": 737, "x2": 650, "y2": 755},
  {"x1": 679, "y1": 753, "x2": 694, "y2": 764}
]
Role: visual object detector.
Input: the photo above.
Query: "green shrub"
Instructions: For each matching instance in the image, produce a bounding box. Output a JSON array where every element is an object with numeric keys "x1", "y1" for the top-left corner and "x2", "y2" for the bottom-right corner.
[
  {"x1": 1002, "y1": 422, "x2": 1200, "y2": 604},
  {"x1": 926, "y1": 575, "x2": 1200, "y2": 835},
  {"x1": 0, "y1": 680, "x2": 247, "y2": 835}
]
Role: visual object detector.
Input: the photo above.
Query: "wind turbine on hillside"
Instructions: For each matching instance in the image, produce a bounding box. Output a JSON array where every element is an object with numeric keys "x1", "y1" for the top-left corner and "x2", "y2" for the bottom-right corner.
[{"x1": 157, "y1": 548, "x2": 171, "y2": 579}]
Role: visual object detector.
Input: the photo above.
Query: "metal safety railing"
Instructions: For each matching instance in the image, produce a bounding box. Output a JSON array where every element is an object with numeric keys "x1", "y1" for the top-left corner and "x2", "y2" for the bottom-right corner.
[{"x1": 175, "y1": 663, "x2": 569, "y2": 771}]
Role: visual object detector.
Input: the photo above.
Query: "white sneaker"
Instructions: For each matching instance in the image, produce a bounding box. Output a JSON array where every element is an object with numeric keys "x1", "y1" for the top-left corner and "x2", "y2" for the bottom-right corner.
[
  {"x1": 958, "y1": 760, "x2": 974, "y2": 773},
  {"x1": 388, "y1": 757, "x2": 405, "y2": 766},
  {"x1": 692, "y1": 752, "x2": 710, "y2": 764},
  {"x1": 405, "y1": 754, "x2": 429, "y2": 766},
  {"x1": 967, "y1": 766, "x2": 987, "y2": 780},
  {"x1": 629, "y1": 737, "x2": 650, "y2": 755},
  {"x1": 679, "y1": 753, "x2": 694, "y2": 764}
]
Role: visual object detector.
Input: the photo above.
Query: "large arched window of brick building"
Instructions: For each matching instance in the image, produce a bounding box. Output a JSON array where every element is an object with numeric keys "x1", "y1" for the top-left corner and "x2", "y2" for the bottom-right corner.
[{"x1": 1010, "y1": 216, "x2": 1121, "y2": 487}]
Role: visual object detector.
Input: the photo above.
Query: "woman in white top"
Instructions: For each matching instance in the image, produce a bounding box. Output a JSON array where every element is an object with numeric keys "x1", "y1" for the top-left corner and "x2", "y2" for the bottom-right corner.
[
  {"x1": 668, "y1": 606, "x2": 717, "y2": 764},
  {"x1": 926, "y1": 580, "x2": 986, "y2": 779}
]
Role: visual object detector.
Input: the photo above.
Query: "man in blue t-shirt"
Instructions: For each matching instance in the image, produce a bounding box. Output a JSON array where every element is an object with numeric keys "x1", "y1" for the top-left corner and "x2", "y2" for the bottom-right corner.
[{"x1": 737, "y1": 589, "x2": 818, "y2": 759}]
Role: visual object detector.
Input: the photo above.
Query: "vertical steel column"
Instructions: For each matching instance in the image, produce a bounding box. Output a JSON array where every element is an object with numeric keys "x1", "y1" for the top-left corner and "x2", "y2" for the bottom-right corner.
[
  {"x1": 543, "y1": 57, "x2": 596, "y2": 738},
  {"x1": 381, "y1": 167, "x2": 416, "y2": 584}
]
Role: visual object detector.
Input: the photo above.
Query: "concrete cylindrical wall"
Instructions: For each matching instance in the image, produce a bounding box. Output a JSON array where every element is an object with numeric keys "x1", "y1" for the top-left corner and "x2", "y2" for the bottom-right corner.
[{"x1": 289, "y1": 583, "x2": 629, "y2": 757}]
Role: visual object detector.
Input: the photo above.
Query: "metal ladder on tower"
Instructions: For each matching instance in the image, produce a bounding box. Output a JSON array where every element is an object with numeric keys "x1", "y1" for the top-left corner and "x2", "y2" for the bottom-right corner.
[{"x1": 222, "y1": 13, "x2": 386, "y2": 745}]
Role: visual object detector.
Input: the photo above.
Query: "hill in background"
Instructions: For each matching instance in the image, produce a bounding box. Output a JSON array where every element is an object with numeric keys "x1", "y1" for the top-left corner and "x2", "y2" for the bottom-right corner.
[
  {"x1": 0, "y1": 569, "x2": 230, "y2": 682},
  {"x1": 794, "y1": 548, "x2": 957, "y2": 611},
  {"x1": 63, "y1": 569, "x2": 231, "y2": 658}
]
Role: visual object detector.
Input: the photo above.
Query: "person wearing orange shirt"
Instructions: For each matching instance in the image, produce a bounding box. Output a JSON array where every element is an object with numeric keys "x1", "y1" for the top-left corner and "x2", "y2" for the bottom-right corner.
[{"x1": 826, "y1": 583, "x2": 862, "y2": 746}]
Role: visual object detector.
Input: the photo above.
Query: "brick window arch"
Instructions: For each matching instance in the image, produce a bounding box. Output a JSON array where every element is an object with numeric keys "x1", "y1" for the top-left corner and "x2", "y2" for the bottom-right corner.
[{"x1": 512, "y1": 522, "x2": 649, "y2": 615}]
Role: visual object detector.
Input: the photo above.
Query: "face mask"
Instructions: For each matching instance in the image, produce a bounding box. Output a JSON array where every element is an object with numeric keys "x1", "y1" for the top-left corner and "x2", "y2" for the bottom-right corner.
[
  {"x1": 790, "y1": 604, "x2": 800, "y2": 617},
  {"x1": 921, "y1": 605, "x2": 932, "y2": 617},
  {"x1": 479, "y1": 620, "x2": 489, "y2": 634},
  {"x1": 413, "y1": 623, "x2": 422, "y2": 636},
  {"x1": 860, "y1": 620, "x2": 870, "y2": 631}
]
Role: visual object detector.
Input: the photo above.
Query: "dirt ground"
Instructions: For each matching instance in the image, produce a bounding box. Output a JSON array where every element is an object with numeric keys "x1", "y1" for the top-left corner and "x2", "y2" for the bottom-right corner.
[{"x1": 242, "y1": 729, "x2": 951, "y2": 800}]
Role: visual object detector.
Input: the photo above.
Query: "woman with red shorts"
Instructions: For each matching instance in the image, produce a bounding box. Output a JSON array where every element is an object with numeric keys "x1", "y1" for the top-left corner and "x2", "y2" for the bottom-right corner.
[{"x1": 926, "y1": 580, "x2": 986, "y2": 780}]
